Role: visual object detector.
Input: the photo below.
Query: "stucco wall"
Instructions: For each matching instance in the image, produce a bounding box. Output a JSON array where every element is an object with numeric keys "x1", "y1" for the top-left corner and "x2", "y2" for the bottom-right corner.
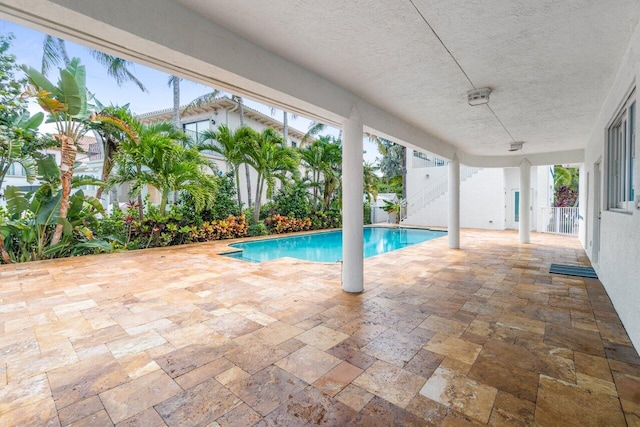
[
  {"x1": 583, "y1": 20, "x2": 640, "y2": 350},
  {"x1": 404, "y1": 167, "x2": 505, "y2": 229}
]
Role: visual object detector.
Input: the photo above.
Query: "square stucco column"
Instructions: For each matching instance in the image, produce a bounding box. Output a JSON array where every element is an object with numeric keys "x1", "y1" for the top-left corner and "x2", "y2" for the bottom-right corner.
[
  {"x1": 448, "y1": 155, "x2": 460, "y2": 249},
  {"x1": 519, "y1": 159, "x2": 532, "y2": 243},
  {"x1": 342, "y1": 105, "x2": 364, "y2": 293}
]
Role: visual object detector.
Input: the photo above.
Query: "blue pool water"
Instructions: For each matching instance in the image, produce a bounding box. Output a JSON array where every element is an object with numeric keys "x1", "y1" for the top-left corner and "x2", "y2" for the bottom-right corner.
[{"x1": 224, "y1": 227, "x2": 446, "y2": 263}]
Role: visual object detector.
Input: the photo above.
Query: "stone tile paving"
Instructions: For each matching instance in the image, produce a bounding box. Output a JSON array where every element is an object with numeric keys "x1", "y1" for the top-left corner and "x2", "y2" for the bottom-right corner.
[{"x1": 0, "y1": 229, "x2": 638, "y2": 426}]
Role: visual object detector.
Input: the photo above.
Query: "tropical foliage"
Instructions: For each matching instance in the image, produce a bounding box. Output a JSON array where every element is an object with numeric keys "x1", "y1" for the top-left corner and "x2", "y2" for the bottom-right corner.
[
  {"x1": 0, "y1": 156, "x2": 110, "y2": 263},
  {"x1": 0, "y1": 34, "x2": 45, "y2": 191},
  {"x1": 382, "y1": 198, "x2": 407, "y2": 224},
  {"x1": 0, "y1": 39, "x2": 382, "y2": 265},
  {"x1": 41, "y1": 35, "x2": 146, "y2": 91},
  {"x1": 376, "y1": 138, "x2": 405, "y2": 198},
  {"x1": 199, "y1": 125, "x2": 253, "y2": 209},
  {"x1": 553, "y1": 166, "x2": 579, "y2": 207},
  {"x1": 264, "y1": 214, "x2": 312, "y2": 234},
  {"x1": 109, "y1": 121, "x2": 217, "y2": 215},
  {"x1": 22, "y1": 59, "x2": 138, "y2": 245},
  {"x1": 178, "y1": 172, "x2": 241, "y2": 224},
  {"x1": 243, "y1": 128, "x2": 299, "y2": 224},
  {"x1": 299, "y1": 135, "x2": 342, "y2": 211}
]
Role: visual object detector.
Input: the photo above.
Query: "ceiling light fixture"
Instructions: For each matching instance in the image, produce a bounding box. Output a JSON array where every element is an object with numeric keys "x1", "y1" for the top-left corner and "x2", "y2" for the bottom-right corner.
[
  {"x1": 467, "y1": 88, "x2": 491, "y2": 106},
  {"x1": 509, "y1": 141, "x2": 525, "y2": 152}
]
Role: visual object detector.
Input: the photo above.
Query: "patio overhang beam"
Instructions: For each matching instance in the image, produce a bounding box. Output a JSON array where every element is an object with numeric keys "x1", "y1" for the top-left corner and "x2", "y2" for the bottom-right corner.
[{"x1": 0, "y1": 0, "x2": 454, "y2": 161}]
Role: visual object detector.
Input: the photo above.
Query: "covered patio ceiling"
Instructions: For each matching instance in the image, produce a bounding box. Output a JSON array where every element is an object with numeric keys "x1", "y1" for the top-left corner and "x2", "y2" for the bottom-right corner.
[
  {"x1": 179, "y1": 0, "x2": 639, "y2": 157},
  {"x1": 1, "y1": 1, "x2": 638, "y2": 166}
]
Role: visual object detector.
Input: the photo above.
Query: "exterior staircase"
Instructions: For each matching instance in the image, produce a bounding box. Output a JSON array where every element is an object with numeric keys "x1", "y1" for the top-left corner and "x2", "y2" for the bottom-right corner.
[{"x1": 402, "y1": 166, "x2": 481, "y2": 222}]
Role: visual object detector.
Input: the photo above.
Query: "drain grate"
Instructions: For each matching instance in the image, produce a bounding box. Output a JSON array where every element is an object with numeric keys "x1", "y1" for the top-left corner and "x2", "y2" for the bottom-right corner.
[{"x1": 549, "y1": 264, "x2": 598, "y2": 279}]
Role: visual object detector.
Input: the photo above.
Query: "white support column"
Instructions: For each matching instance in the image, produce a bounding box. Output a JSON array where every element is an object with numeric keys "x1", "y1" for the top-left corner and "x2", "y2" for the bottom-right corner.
[
  {"x1": 448, "y1": 154, "x2": 460, "y2": 249},
  {"x1": 342, "y1": 105, "x2": 364, "y2": 293},
  {"x1": 519, "y1": 159, "x2": 532, "y2": 243}
]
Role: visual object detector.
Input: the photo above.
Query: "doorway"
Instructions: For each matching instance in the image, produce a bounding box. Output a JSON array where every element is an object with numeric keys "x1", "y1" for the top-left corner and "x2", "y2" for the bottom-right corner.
[{"x1": 508, "y1": 188, "x2": 533, "y2": 230}]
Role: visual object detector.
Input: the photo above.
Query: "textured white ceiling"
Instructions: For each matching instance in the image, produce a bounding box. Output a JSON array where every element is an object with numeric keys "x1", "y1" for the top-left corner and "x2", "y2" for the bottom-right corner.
[{"x1": 176, "y1": 0, "x2": 639, "y2": 156}]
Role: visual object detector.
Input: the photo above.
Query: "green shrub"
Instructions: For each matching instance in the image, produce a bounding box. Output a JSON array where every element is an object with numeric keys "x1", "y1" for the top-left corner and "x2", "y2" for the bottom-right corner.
[
  {"x1": 0, "y1": 157, "x2": 112, "y2": 263},
  {"x1": 259, "y1": 201, "x2": 277, "y2": 220},
  {"x1": 178, "y1": 172, "x2": 240, "y2": 224},
  {"x1": 248, "y1": 222, "x2": 268, "y2": 237},
  {"x1": 363, "y1": 201, "x2": 372, "y2": 225},
  {"x1": 309, "y1": 209, "x2": 341, "y2": 230},
  {"x1": 269, "y1": 180, "x2": 312, "y2": 219}
]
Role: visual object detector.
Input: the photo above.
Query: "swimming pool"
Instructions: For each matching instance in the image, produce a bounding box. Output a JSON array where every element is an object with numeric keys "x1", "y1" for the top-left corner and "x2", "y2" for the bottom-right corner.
[{"x1": 223, "y1": 226, "x2": 446, "y2": 262}]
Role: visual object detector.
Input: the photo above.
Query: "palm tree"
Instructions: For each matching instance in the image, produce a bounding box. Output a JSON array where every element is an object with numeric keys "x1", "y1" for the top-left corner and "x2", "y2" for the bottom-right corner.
[
  {"x1": 376, "y1": 138, "x2": 405, "y2": 197},
  {"x1": 299, "y1": 136, "x2": 340, "y2": 210},
  {"x1": 110, "y1": 122, "x2": 217, "y2": 215},
  {"x1": 299, "y1": 141, "x2": 324, "y2": 209},
  {"x1": 41, "y1": 35, "x2": 147, "y2": 92},
  {"x1": 321, "y1": 152, "x2": 342, "y2": 210},
  {"x1": 268, "y1": 107, "x2": 298, "y2": 146},
  {"x1": 232, "y1": 95, "x2": 253, "y2": 208},
  {"x1": 168, "y1": 75, "x2": 181, "y2": 128},
  {"x1": 363, "y1": 161, "x2": 379, "y2": 202},
  {"x1": 302, "y1": 121, "x2": 342, "y2": 146},
  {"x1": 199, "y1": 125, "x2": 255, "y2": 210},
  {"x1": 243, "y1": 128, "x2": 298, "y2": 224},
  {"x1": 282, "y1": 111, "x2": 297, "y2": 146},
  {"x1": 90, "y1": 105, "x2": 138, "y2": 201}
]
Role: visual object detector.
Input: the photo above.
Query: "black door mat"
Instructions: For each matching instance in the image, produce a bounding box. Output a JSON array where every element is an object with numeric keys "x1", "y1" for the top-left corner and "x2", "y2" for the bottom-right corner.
[{"x1": 549, "y1": 264, "x2": 598, "y2": 279}]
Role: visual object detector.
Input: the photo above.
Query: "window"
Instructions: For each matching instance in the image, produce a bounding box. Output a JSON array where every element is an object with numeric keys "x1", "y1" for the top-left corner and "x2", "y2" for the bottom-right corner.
[
  {"x1": 8, "y1": 163, "x2": 26, "y2": 176},
  {"x1": 607, "y1": 92, "x2": 636, "y2": 212},
  {"x1": 291, "y1": 140, "x2": 297, "y2": 148},
  {"x1": 183, "y1": 119, "x2": 211, "y2": 141}
]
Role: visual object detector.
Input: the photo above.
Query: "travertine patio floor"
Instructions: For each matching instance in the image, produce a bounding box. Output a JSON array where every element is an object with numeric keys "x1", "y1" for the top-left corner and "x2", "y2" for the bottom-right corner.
[{"x1": 1, "y1": 229, "x2": 639, "y2": 426}]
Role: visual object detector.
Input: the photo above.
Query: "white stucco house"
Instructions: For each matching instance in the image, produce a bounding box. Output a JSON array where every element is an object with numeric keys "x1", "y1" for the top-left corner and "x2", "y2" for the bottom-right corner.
[
  {"x1": 2, "y1": 97, "x2": 306, "y2": 210},
  {"x1": 1, "y1": 1, "x2": 639, "y2": 353},
  {"x1": 74, "y1": 96, "x2": 307, "y2": 209}
]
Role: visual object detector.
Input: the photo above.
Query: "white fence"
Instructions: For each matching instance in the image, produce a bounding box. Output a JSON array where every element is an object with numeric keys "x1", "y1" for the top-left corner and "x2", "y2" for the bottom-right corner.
[{"x1": 540, "y1": 207, "x2": 579, "y2": 236}]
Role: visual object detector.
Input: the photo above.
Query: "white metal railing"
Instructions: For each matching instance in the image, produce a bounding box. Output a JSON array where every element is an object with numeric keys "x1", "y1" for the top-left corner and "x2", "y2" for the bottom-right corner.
[
  {"x1": 412, "y1": 151, "x2": 448, "y2": 168},
  {"x1": 540, "y1": 207, "x2": 579, "y2": 236},
  {"x1": 403, "y1": 166, "x2": 481, "y2": 219}
]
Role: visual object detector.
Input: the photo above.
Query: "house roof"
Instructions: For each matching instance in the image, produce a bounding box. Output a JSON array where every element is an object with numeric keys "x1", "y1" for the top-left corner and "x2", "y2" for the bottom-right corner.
[
  {"x1": 77, "y1": 135, "x2": 103, "y2": 161},
  {"x1": 137, "y1": 96, "x2": 309, "y2": 141}
]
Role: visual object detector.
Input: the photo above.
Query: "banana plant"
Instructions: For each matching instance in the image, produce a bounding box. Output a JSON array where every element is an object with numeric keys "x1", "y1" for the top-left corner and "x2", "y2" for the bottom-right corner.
[
  {"x1": 0, "y1": 156, "x2": 111, "y2": 263},
  {"x1": 21, "y1": 59, "x2": 136, "y2": 246},
  {"x1": 21, "y1": 58, "x2": 89, "y2": 247},
  {"x1": 0, "y1": 110, "x2": 44, "y2": 190},
  {"x1": 382, "y1": 198, "x2": 407, "y2": 224}
]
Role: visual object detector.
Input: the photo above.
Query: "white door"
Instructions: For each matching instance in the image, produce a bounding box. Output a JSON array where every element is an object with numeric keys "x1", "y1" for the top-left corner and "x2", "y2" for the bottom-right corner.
[
  {"x1": 509, "y1": 189, "x2": 521, "y2": 229},
  {"x1": 508, "y1": 188, "x2": 533, "y2": 230}
]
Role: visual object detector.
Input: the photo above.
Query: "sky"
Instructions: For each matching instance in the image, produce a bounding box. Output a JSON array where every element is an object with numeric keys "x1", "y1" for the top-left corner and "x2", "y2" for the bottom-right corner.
[{"x1": 0, "y1": 19, "x2": 380, "y2": 163}]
